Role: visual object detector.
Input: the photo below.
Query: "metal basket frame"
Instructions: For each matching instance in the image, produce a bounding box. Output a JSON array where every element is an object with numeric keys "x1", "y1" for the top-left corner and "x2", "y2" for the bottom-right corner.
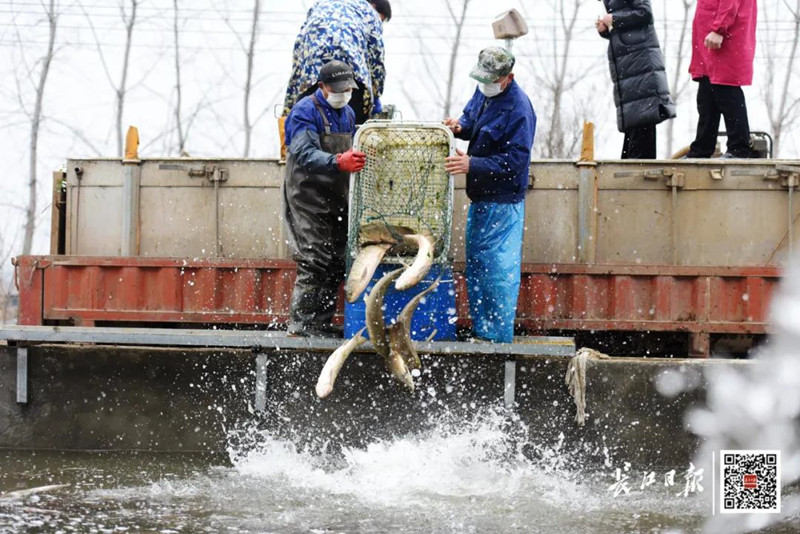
[{"x1": 347, "y1": 120, "x2": 455, "y2": 268}]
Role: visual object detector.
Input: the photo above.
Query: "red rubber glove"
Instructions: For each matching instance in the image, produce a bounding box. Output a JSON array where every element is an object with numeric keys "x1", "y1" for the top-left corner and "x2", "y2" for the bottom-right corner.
[{"x1": 336, "y1": 149, "x2": 366, "y2": 173}]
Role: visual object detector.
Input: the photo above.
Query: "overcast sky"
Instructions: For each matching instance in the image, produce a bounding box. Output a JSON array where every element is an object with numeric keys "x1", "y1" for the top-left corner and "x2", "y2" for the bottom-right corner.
[{"x1": 1, "y1": 0, "x2": 799, "y2": 261}]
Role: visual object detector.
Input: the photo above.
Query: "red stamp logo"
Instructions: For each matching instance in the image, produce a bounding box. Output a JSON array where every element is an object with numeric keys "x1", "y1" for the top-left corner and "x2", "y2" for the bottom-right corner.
[{"x1": 743, "y1": 474, "x2": 758, "y2": 490}]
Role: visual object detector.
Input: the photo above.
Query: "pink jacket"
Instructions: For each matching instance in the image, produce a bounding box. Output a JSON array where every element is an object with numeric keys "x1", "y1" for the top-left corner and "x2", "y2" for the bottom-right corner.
[{"x1": 689, "y1": 0, "x2": 758, "y2": 86}]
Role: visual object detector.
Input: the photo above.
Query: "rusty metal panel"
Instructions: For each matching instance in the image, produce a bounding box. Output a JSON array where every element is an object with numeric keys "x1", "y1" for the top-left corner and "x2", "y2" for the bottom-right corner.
[
  {"x1": 64, "y1": 158, "x2": 800, "y2": 267},
  {"x1": 525, "y1": 189, "x2": 579, "y2": 263},
  {"x1": 596, "y1": 160, "x2": 799, "y2": 266},
  {"x1": 524, "y1": 161, "x2": 581, "y2": 264},
  {"x1": 137, "y1": 184, "x2": 217, "y2": 257},
  {"x1": 138, "y1": 159, "x2": 288, "y2": 259},
  {"x1": 450, "y1": 160, "x2": 798, "y2": 268},
  {"x1": 675, "y1": 189, "x2": 791, "y2": 266},
  {"x1": 38, "y1": 257, "x2": 297, "y2": 325},
  {"x1": 217, "y1": 187, "x2": 288, "y2": 259},
  {"x1": 596, "y1": 188, "x2": 673, "y2": 264},
  {"x1": 12, "y1": 257, "x2": 45, "y2": 325},
  {"x1": 66, "y1": 159, "x2": 291, "y2": 259},
  {"x1": 512, "y1": 264, "x2": 779, "y2": 334},
  {"x1": 66, "y1": 165, "x2": 125, "y2": 256},
  {"x1": 50, "y1": 171, "x2": 65, "y2": 255},
  {"x1": 15, "y1": 256, "x2": 779, "y2": 337},
  {"x1": 451, "y1": 161, "x2": 581, "y2": 264}
]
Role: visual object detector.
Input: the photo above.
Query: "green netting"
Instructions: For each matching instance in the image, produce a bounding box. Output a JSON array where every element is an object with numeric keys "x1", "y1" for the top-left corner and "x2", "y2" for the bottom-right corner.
[{"x1": 347, "y1": 122, "x2": 453, "y2": 267}]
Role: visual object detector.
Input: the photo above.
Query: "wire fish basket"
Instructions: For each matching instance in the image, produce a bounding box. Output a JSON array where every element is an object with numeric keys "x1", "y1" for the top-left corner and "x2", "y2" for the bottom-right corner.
[{"x1": 347, "y1": 121, "x2": 455, "y2": 267}]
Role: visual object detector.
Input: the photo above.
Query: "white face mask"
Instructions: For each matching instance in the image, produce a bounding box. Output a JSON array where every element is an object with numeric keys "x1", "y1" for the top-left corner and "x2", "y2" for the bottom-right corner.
[
  {"x1": 326, "y1": 90, "x2": 352, "y2": 109},
  {"x1": 478, "y1": 81, "x2": 504, "y2": 98}
]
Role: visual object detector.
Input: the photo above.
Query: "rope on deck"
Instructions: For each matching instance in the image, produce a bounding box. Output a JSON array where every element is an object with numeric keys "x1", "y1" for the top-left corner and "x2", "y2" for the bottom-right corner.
[{"x1": 565, "y1": 347, "x2": 611, "y2": 426}]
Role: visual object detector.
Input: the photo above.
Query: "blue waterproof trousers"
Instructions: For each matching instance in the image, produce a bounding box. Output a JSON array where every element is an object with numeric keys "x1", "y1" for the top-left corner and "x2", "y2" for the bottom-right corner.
[{"x1": 465, "y1": 201, "x2": 525, "y2": 343}]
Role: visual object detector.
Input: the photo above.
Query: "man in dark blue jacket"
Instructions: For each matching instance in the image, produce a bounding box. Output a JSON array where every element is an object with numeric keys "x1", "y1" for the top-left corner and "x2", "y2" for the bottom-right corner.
[
  {"x1": 283, "y1": 60, "x2": 366, "y2": 337},
  {"x1": 444, "y1": 47, "x2": 536, "y2": 343}
]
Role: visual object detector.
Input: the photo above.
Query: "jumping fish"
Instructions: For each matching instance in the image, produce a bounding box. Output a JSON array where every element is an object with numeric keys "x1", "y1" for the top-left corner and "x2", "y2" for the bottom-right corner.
[
  {"x1": 345, "y1": 243, "x2": 393, "y2": 303},
  {"x1": 364, "y1": 267, "x2": 414, "y2": 390},
  {"x1": 394, "y1": 234, "x2": 435, "y2": 291},
  {"x1": 387, "y1": 276, "x2": 442, "y2": 370},
  {"x1": 358, "y1": 221, "x2": 414, "y2": 246},
  {"x1": 315, "y1": 327, "x2": 367, "y2": 399}
]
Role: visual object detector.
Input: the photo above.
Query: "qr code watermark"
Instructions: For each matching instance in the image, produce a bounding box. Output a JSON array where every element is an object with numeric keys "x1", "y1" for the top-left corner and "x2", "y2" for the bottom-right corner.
[{"x1": 720, "y1": 450, "x2": 781, "y2": 513}]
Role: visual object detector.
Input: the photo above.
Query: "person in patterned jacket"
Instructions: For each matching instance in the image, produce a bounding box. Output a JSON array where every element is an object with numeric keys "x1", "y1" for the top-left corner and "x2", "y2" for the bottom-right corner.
[{"x1": 283, "y1": 0, "x2": 391, "y2": 125}]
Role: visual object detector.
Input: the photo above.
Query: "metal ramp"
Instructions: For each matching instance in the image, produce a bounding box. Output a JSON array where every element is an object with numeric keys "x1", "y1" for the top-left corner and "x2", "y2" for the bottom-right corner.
[{"x1": 0, "y1": 326, "x2": 575, "y2": 410}]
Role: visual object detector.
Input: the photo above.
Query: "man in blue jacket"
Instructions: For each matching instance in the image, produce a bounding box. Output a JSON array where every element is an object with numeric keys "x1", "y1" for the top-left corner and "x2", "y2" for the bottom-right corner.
[
  {"x1": 283, "y1": 61, "x2": 366, "y2": 337},
  {"x1": 444, "y1": 47, "x2": 537, "y2": 343}
]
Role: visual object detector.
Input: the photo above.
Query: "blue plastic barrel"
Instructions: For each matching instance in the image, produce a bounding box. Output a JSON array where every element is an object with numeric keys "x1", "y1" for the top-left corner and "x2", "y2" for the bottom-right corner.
[{"x1": 344, "y1": 263, "x2": 457, "y2": 341}]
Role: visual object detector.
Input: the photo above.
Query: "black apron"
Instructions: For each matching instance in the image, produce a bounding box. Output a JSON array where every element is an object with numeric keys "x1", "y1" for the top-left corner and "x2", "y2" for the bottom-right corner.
[{"x1": 283, "y1": 95, "x2": 352, "y2": 335}]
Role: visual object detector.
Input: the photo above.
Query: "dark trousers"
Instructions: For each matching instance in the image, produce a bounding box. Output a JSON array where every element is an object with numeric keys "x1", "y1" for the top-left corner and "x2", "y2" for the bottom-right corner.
[
  {"x1": 283, "y1": 157, "x2": 349, "y2": 336},
  {"x1": 621, "y1": 124, "x2": 656, "y2": 159},
  {"x1": 688, "y1": 76, "x2": 751, "y2": 158}
]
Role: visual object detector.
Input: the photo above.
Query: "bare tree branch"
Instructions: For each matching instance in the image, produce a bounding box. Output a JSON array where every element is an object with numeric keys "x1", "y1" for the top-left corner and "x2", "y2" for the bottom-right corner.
[
  {"x1": 243, "y1": 0, "x2": 260, "y2": 157},
  {"x1": 79, "y1": 0, "x2": 139, "y2": 156},
  {"x1": 213, "y1": 0, "x2": 261, "y2": 156},
  {"x1": 116, "y1": 0, "x2": 139, "y2": 157},
  {"x1": 762, "y1": 0, "x2": 800, "y2": 156},
  {"x1": 0, "y1": 203, "x2": 26, "y2": 212},
  {"x1": 46, "y1": 117, "x2": 104, "y2": 156},
  {"x1": 404, "y1": 33, "x2": 447, "y2": 113},
  {"x1": 173, "y1": 0, "x2": 186, "y2": 154},
  {"x1": 23, "y1": 0, "x2": 58, "y2": 256},
  {"x1": 524, "y1": 0, "x2": 589, "y2": 158},
  {"x1": 78, "y1": 2, "x2": 115, "y2": 87},
  {"x1": 443, "y1": 0, "x2": 471, "y2": 119}
]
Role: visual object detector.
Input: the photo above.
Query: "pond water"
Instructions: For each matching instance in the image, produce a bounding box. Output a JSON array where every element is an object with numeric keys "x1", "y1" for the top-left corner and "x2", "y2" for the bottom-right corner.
[{"x1": 2, "y1": 408, "x2": 796, "y2": 534}]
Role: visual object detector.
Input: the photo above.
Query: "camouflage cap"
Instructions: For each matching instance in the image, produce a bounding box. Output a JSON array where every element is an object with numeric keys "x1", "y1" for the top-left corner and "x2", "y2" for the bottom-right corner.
[{"x1": 469, "y1": 46, "x2": 515, "y2": 83}]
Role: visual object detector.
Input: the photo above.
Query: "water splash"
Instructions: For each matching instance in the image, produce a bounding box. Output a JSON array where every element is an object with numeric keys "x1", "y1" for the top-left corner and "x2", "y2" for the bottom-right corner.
[
  {"x1": 0, "y1": 408, "x2": 709, "y2": 533},
  {"x1": 223, "y1": 407, "x2": 705, "y2": 525},
  {"x1": 230, "y1": 408, "x2": 572, "y2": 505},
  {"x1": 692, "y1": 261, "x2": 800, "y2": 533}
]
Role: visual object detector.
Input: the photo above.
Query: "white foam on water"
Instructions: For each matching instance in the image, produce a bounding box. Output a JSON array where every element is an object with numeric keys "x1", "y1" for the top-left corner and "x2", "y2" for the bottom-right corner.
[
  {"x1": 66, "y1": 410, "x2": 710, "y2": 533},
  {"x1": 232, "y1": 410, "x2": 586, "y2": 508},
  {"x1": 226, "y1": 407, "x2": 704, "y2": 521}
]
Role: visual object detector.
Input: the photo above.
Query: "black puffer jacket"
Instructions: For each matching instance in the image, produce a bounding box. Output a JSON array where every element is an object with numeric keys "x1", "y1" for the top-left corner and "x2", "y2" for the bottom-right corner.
[{"x1": 600, "y1": 0, "x2": 676, "y2": 132}]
